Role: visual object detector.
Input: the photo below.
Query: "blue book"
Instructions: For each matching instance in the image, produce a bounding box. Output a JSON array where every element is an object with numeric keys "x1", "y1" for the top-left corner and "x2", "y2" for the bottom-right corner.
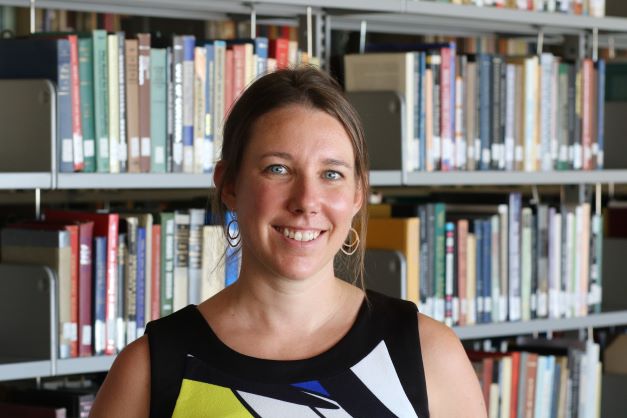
[
  {"x1": 93, "y1": 236, "x2": 107, "y2": 355},
  {"x1": 478, "y1": 54, "x2": 492, "y2": 171},
  {"x1": 225, "y1": 211, "x2": 240, "y2": 286},
  {"x1": 136, "y1": 226, "x2": 146, "y2": 338},
  {"x1": 482, "y1": 219, "x2": 492, "y2": 323},
  {"x1": 204, "y1": 42, "x2": 215, "y2": 173},
  {"x1": 254, "y1": 37, "x2": 268, "y2": 76},
  {"x1": 0, "y1": 38, "x2": 73, "y2": 172},
  {"x1": 418, "y1": 51, "x2": 427, "y2": 171},
  {"x1": 596, "y1": 59, "x2": 605, "y2": 169}
]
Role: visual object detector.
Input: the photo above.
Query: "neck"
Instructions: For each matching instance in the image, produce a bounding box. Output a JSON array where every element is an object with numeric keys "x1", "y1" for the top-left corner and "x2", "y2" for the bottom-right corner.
[{"x1": 227, "y1": 263, "x2": 348, "y2": 334}]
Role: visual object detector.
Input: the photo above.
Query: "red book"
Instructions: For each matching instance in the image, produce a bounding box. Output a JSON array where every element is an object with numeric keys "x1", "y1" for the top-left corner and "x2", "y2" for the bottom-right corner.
[
  {"x1": 44, "y1": 210, "x2": 119, "y2": 355},
  {"x1": 510, "y1": 351, "x2": 521, "y2": 418},
  {"x1": 151, "y1": 224, "x2": 161, "y2": 321},
  {"x1": 232, "y1": 44, "x2": 247, "y2": 100},
  {"x1": 67, "y1": 34, "x2": 84, "y2": 172},
  {"x1": 269, "y1": 38, "x2": 289, "y2": 69},
  {"x1": 224, "y1": 48, "x2": 234, "y2": 115}
]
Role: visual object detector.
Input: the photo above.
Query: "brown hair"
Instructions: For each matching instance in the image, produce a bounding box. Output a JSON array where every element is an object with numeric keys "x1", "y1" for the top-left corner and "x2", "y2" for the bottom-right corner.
[{"x1": 213, "y1": 65, "x2": 369, "y2": 289}]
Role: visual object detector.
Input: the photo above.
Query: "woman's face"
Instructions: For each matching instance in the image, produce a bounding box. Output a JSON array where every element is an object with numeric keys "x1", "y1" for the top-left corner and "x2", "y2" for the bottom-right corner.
[{"x1": 223, "y1": 104, "x2": 362, "y2": 283}]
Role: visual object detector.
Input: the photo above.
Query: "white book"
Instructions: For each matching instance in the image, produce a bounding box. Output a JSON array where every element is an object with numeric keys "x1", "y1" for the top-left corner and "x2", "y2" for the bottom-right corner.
[
  {"x1": 524, "y1": 56, "x2": 538, "y2": 172},
  {"x1": 188, "y1": 208, "x2": 206, "y2": 305},
  {"x1": 173, "y1": 211, "x2": 190, "y2": 312},
  {"x1": 540, "y1": 53, "x2": 554, "y2": 171}
]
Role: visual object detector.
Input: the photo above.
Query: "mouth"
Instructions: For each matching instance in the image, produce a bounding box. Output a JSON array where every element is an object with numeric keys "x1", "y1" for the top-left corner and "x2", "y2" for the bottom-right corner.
[{"x1": 273, "y1": 226, "x2": 325, "y2": 242}]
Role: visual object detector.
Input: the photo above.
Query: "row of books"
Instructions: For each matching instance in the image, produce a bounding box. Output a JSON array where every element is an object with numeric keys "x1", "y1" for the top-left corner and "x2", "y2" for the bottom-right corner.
[
  {"x1": 471, "y1": 338, "x2": 602, "y2": 418},
  {"x1": 428, "y1": 0, "x2": 606, "y2": 17},
  {"x1": 367, "y1": 193, "x2": 603, "y2": 327},
  {"x1": 0, "y1": 208, "x2": 241, "y2": 359},
  {"x1": 345, "y1": 47, "x2": 606, "y2": 172},
  {"x1": 0, "y1": 30, "x2": 311, "y2": 175}
]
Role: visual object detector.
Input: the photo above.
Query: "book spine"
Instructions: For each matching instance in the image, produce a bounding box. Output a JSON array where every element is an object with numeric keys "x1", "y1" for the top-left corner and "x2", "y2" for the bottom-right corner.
[
  {"x1": 78, "y1": 37, "x2": 96, "y2": 172},
  {"x1": 107, "y1": 34, "x2": 120, "y2": 174},
  {"x1": 548, "y1": 209, "x2": 562, "y2": 319},
  {"x1": 479, "y1": 54, "x2": 492, "y2": 170},
  {"x1": 117, "y1": 31, "x2": 127, "y2": 173},
  {"x1": 92, "y1": 29, "x2": 109, "y2": 173},
  {"x1": 521, "y1": 207, "x2": 533, "y2": 321},
  {"x1": 596, "y1": 59, "x2": 605, "y2": 169},
  {"x1": 582, "y1": 58, "x2": 593, "y2": 170},
  {"x1": 138, "y1": 33, "x2": 151, "y2": 172},
  {"x1": 224, "y1": 49, "x2": 234, "y2": 122},
  {"x1": 166, "y1": 47, "x2": 174, "y2": 172},
  {"x1": 440, "y1": 47, "x2": 452, "y2": 171},
  {"x1": 419, "y1": 52, "x2": 427, "y2": 171},
  {"x1": 444, "y1": 222, "x2": 454, "y2": 326},
  {"x1": 540, "y1": 53, "x2": 554, "y2": 171},
  {"x1": 93, "y1": 236, "x2": 107, "y2": 355},
  {"x1": 125, "y1": 39, "x2": 141, "y2": 173},
  {"x1": 68, "y1": 35, "x2": 84, "y2": 172},
  {"x1": 524, "y1": 56, "x2": 538, "y2": 171},
  {"x1": 474, "y1": 219, "x2": 484, "y2": 323},
  {"x1": 136, "y1": 227, "x2": 146, "y2": 338},
  {"x1": 160, "y1": 213, "x2": 175, "y2": 316},
  {"x1": 589, "y1": 213, "x2": 602, "y2": 314},
  {"x1": 78, "y1": 223, "x2": 94, "y2": 356},
  {"x1": 434, "y1": 203, "x2": 446, "y2": 322},
  {"x1": 213, "y1": 40, "x2": 226, "y2": 164},
  {"x1": 150, "y1": 48, "x2": 167, "y2": 173},
  {"x1": 172, "y1": 36, "x2": 184, "y2": 173},
  {"x1": 455, "y1": 57, "x2": 466, "y2": 171},
  {"x1": 173, "y1": 211, "x2": 190, "y2": 311},
  {"x1": 509, "y1": 192, "x2": 522, "y2": 321},
  {"x1": 116, "y1": 233, "x2": 126, "y2": 353},
  {"x1": 124, "y1": 219, "x2": 137, "y2": 345},
  {"x1": 254, "y1": 37, "x2": 268, "y2": 77},
  {"x1": 204, "y1": 43, "x2": 215, "y2": 173},
  {"x1": 182, "y1": 35, "x2": 195, "y2": 173},
  {"x1": 57, "y1": 38, "x2": 74, "y2": 173},
  {"x1": 419, "y1": 205, "x2": 429, "y2": 315},
  {"x1": 482, "y1": 219, "x2": 492, "y2": 323},
  {"x1": 105, "y1": 214, "x2": 119, "y2": 355},
  {"x1": 573, "y1": 61, "x2": 583, "y2": 169},
  {"x1": 152, "y1": 224, "x2": 161, "y2": 321},
  {"x1": 188, "y1": 209, "x2": 205, "y2": 305},
  {"x1": 490, "y1": 215, "x2": 500, "y2": 323},
  {"x1": 498, "y1": 204, "x2": 509, "y2": 323},
  {"x1": 431, "y1": 52, "x2": 442, "y2": 170},
  {"x1": 66, "y1": 226, "x2": 79, "y2": 358},
  {"x1": 193, "y1": 46, "x2": 206, "y2": 174},
  {"x1": 491, "y1": 56, "x2": 502, "y2": 170},
  {"x1": 557, "y1": 63, "x2": 570, "y2": 170}
]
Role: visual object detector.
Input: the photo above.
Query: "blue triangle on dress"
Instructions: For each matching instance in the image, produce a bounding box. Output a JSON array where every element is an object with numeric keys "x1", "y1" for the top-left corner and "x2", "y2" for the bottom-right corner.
[{"x1": 291, "y1": 380, "x2": 330, "y2": 397}]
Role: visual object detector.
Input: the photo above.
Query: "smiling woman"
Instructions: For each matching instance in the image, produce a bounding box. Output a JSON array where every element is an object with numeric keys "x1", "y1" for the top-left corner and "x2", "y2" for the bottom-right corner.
[{"x1": 89, "y1": 67, "x2": 486, "y2": 418}]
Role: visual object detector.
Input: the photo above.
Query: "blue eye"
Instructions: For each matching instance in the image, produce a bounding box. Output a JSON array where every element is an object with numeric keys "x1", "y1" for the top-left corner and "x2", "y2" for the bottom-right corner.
[
  {"x1": 324, "y1": 170, "x2": 342, "y2": 180},
  {"x1": 266, "y1": 164, "x2": 287, "y2": 175}
]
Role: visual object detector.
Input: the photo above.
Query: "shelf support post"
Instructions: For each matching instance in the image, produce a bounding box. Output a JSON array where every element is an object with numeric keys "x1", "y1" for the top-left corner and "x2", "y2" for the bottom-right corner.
[
  {"x1": 359, "y1": 20, "x2": 367, "y2": 54},
  {"x1": 323, "y1": 14, "x2": 331, "y2": 72},
  {"x1": 536, "y1": 27, "x2": 544, "y2": 56},
  {"x1": 30, "y1": 0, "x2": 36, "y2": 34},
  {"x1": 592, "y1": 27, "x2": 599, "y2": 62},
  {"x1": 35, "y1": 188, "x2": 41, "y2": 220},
  {"x1": 306, "y1": 6, "x2": 313, "y2": 61},
  {"x1": 595, "y1": 183, "x2": 602, "y2": 216},
  {"x1": 250, "y1": 3, "x2": 256, "y2": 39}
]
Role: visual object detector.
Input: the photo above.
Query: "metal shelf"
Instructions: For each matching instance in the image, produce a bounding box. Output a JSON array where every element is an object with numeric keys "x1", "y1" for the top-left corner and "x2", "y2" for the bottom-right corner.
[
  {"x1": 454, "y1": 310, "x2": 627, "y2": 340},
  {"x1": 0, "y1": 173, "x2": 52, "y2": 190},
  {"x1": 405, "y1": 169, "x2": 627, "y2": 187},
  {"x1": 370, "y1": 170, "x2": 403, "y2": 187},
  {"x1": 56, "y1": 355, "x2": 115, "y2": 375},
  {"x1": 56, "y1": 173, "x2": 214, "y2": 189},
  {"x1": 0, "y1": 360, "x2": 51, "y2": 381}
]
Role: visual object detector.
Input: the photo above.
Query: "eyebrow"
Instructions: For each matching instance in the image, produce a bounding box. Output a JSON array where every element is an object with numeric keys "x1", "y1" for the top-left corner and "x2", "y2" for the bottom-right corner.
[{"x1": 260, "y1": 152, "x2": 353, "y2": 169}]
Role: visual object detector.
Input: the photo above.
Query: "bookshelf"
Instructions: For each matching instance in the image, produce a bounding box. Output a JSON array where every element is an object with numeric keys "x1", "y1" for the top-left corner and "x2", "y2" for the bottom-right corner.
[{"x1": 0, "y1": 3, "x2": 626, "y2": 414}]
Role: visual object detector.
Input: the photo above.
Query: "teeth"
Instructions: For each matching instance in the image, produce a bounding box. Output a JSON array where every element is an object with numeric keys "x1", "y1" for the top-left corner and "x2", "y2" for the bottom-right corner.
[{"x1": 280, "y1": 227, "x2": 321, "y2": 242}]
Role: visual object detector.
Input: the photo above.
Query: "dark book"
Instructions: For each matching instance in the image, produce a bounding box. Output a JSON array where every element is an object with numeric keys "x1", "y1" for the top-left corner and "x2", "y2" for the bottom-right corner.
[
  {"x1": 0, "y1": 402, "x2": 65, "y2": 418},
  {"x1": 93, "y1": 235, "x2": 107, "y2": 355},
  {"x1": 11, "y1": 387, "x2": 95, "y2": 418},
  {"x1": 116, "y1": 233, "x2": 127, "y2": 353},
  {"x1": 136, "y1": 226, "x2": 146, "y2": 338},
  {"x1": 478, "y1": 53, "x2": 492, "y2": 171}
]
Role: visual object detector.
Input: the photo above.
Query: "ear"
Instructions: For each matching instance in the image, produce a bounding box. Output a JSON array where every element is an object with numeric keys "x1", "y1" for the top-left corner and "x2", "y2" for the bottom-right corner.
[
  {"x1": 214, "y1": 161, "x2": 237, "y2": 210},
  {"x1": 351, "y1": 181, "x2": 364, "y2": 218}
]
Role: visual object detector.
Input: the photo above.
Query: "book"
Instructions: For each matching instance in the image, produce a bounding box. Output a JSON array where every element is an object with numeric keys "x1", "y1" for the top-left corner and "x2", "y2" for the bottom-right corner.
[
  {"x1": 173, "y1": 210, "x2": 190, "y2": 311},
  {"x1": 93, "y1": 236, "x2": 107, "y2": 355},
  {"x1": 193, "y1": 46, "x2": 206, "y2": 174},
  {"x1": 172, "y1": 35, "x2": 184, "y2": 172},
  {"x1": 125, "y1": 38, "x2": 140, "y2": 173},
  {"x1": 116, "y1": 31, "x2": 127, "y2": 173},
  {"x1": 138, "y1": 33, "x2": 151, "y2": 172},
  {"x1": 182, "y1": 35, "x2": 195, "y2": 173},
  {"x1": 151, "y1": 224, "x2": 161, "y2": 321},
  {"x1": 107, "y1": 33, "x2": 120, "y2": 174},
  {"x1": 78, "y1": 36, "x2": 96, "y2": 172},
  {"x1": 160, "y1": 212, "x2": 175, "y2": 317},
  {"x1": 0, "y1": 402, "x2": 66, "y2": 417},
  {"x1": 188, "y1": 208, "x2": 205, "y2": 305},
  {"x1": 92, "y1": 30, "x2": 109, "y2": 172}
]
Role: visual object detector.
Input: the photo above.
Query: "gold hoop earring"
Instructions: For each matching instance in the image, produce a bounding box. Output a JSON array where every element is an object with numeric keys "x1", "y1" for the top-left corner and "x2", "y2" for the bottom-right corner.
[
  {"x1": 341, "y1": 227, "x2": 360, "y2": 256},
  {"x1": 226, "y1": 218, "x2": 240, "y2": 248}
]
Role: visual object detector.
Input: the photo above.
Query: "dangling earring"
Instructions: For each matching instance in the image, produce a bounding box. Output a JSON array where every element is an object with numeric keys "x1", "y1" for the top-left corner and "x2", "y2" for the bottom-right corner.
[
  {"x1": 226, "y1": 216, "x2": 240, "y2": 248},
  {"x1": 341, "y1": 227, "x2": 360, "y2": 256}
]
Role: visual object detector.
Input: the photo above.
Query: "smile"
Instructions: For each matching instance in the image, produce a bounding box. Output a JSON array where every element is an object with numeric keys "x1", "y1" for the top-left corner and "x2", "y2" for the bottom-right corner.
[{"x1": 274, "y1": 226, "x2": 323, "y2": 242}]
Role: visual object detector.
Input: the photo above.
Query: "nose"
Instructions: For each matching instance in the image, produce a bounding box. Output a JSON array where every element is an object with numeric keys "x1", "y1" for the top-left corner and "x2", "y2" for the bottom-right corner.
[{"x1": 288, "y1": 175, "x2": 321, "y2": 215}]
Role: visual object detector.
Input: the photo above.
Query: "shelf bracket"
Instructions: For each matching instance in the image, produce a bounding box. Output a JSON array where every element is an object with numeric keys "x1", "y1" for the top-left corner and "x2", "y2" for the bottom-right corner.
[
  {"x1": 306, "y1": 6, "x2": 313, "y2": 61},
  {"x1": 536, "y1": 27, "x2": 544, "y2": 56},
  {"x1": 595, "y1": 183, "x2": 602, "y2": 216},
  {"x1": 35, "y1": 187, "x2": 41, "y2": 220},
  {"x1": 592, "y1": 27, "x2": 599, "y2": 62},
  {"x1": 609, "y1": 36, "x2": 616, "y2": 60}
]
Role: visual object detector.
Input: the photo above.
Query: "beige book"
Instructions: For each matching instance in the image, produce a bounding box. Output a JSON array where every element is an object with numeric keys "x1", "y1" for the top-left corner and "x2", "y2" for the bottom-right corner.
[
  {"x1": 125, "y1": 39, "x2": 141, "y2": 173},
  {"x1": 193, "y1": 47, "x2": 206, "y2": 174},
  {"x1": 499, "y1": 356, "x2": 512, "y2": 418},
  {"x1": 201, "y1": 225, "x2": 227, "y2": 301},
  {"x1": 108, "y1": 34, "x2": 120, "y2": 173}
]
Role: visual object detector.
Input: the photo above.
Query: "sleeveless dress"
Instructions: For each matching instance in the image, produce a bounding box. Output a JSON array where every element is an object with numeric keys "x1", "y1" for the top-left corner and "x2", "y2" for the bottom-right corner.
[{"x1": 145, "y1": 290, "x2": 430, "y2": 418}]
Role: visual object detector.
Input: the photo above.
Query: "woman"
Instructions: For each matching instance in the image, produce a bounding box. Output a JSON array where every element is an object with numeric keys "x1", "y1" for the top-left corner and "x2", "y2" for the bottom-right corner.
[{"x1": 90, "y1": 66, "x2": 486, "y2": 417}]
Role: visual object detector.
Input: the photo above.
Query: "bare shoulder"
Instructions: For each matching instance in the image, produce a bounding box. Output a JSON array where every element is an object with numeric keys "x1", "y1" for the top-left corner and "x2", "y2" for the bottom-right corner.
[
  {"x1": 417, "y1": 313, "x2": 487, "y2": 418},
  {"x1": 89, "y1": 336, "x2": 151, "y2": 418}
]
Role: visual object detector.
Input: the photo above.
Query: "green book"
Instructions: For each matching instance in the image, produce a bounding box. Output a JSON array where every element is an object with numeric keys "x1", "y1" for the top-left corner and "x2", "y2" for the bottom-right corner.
[
  {"x1": 160, "y1": 212, "x2": 175, "y2": 317},
  {"x1": 92, "y1": 29, "x2": 109, "y2": 172},
  {"x1": 556, "y1": 62, "x2": 570, "y2": 171},
  {"x1": 78, "y1": 37, "x2": 96, "y2": 172},
  {"x1": 150, "y1": 48, "x2": 167, "y2": 173}
]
